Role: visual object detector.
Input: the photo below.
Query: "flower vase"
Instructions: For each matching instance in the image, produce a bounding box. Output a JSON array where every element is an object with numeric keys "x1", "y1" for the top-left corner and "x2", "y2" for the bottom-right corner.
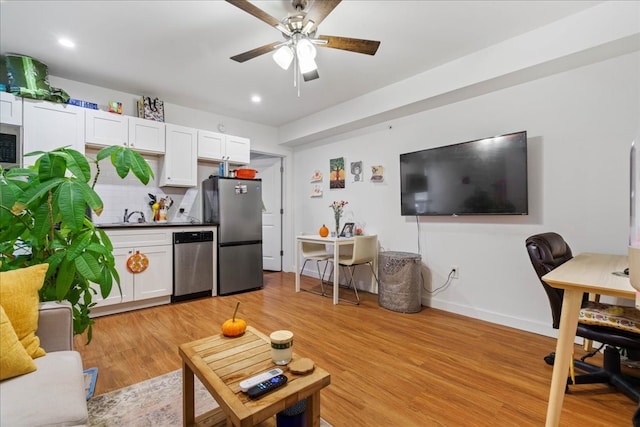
[{"x1": 335, "y1": 215, "x2": 341, "y2": 237}]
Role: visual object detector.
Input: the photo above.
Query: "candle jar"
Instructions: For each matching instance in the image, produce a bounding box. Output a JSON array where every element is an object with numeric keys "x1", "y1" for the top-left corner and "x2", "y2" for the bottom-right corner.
[{"x1": 270, "y1": 330, "x2": 293, "y2": 365}]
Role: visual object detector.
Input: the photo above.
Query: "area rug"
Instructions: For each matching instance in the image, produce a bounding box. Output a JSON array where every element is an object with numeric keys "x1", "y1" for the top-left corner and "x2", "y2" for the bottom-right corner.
[{"x1": 87, "y1": 369, "x2": 332, "y2": 426}]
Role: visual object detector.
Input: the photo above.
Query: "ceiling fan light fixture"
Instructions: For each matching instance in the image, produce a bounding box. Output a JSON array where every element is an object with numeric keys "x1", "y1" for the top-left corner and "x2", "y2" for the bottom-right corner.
[
  {"x1": 301, "y1": 20, "x2": 315, "y2": 35},
  {"x1": 298, "y1": 56, "x2": 317, "y2": 74},
  {"x1": 273, "y1": 45, "x2": 294, "y2": 70},
  {"x1": 296, "y1": 38, "x2": 316, "y2": 60}
]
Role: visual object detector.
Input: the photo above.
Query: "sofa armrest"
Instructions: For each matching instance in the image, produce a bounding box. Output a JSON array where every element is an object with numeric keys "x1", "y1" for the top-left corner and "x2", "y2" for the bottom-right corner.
[{"x1": 37, "y1": 301, "x2": 73, "y2": 352}]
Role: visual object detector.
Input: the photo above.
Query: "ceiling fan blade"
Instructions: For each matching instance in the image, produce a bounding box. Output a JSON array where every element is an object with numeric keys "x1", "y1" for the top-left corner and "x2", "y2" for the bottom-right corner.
[
  {"x1": 231, "y1": 41, "x2": 281, "y2": 63},
  {"x1": 315, "y1": 35, "x2": 381, "y2": 55},
  {"x1": 303, "y1": 0, "x2": 341, "y2": 32},
  {"x1": 226, "y1": 0, "x2": 281, "y2": 27}
]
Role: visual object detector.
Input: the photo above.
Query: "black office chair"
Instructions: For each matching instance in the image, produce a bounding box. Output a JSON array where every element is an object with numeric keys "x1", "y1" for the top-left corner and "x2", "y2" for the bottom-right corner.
[{"x1": 526, "y1": 232, "x2": 640, "y2": 425}]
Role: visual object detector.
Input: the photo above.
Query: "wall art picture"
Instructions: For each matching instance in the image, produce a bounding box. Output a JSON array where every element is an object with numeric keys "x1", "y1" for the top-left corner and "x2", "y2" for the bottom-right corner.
[
  {"x1": 310, "y1": 184, "x2": 323, "y2": 197},
  {"x1": 350, "y1": 161, "x2": 363, "y2": 182},
  {"x1": 330, "y1": 157, "x2": 345, "y2": 189},
  {"x1": 371, "y1": 165, "x2": 384, "y2": 182},
  {"x1": 310, "y1": 170, "x2": 323, "y2": 182}
]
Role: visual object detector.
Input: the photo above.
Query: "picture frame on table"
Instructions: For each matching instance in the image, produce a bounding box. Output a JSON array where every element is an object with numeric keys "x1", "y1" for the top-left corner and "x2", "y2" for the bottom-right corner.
[{"x1": 340, "y1": 222, "x2": 355, "y2": 237}]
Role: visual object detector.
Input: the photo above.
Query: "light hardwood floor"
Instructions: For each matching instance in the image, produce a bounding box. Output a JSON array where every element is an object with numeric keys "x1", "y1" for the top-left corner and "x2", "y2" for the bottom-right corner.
[{"x1": 74, "y1": 272, "x2": 639, "y2": 426}]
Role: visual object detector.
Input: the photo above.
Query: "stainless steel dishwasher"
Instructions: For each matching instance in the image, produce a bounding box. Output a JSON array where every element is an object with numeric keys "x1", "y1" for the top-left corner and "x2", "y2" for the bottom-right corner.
[{"x1": 172, "y1": 231, "x2": 214, "y2": 302}]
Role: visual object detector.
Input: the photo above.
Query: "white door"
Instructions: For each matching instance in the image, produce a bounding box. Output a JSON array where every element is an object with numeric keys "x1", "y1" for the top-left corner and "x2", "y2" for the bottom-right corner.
[{"x1": 251, "y1": 156, "x2": 282, "y2": 271}]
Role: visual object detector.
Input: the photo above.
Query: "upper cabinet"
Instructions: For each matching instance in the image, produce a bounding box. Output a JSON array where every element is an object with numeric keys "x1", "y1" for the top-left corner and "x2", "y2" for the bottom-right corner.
[
  {"x1": 0, "y1": 92, "x2": 22, "y2": 126},
  {"x1": 198, "y1": 130, "x2": 250, "y2": 165},
  {"x1": 85, "y1": 109, "x2": 128, "y2": 148},
  {"x1": 224, "y1": 135, "x2": 251, "y2": 164},
  {"x1": 128, "y1": 117, "x2": 165, "y2": 154},
  {"x1": 23, "y1": 99, "x2": 84, "y2": 166},
  {"x1": 160, "y1": 124, "x2": 197, "y2": 187},
  {"x1": 85, "y1": 111, "x2": 165, "y2": 155}
]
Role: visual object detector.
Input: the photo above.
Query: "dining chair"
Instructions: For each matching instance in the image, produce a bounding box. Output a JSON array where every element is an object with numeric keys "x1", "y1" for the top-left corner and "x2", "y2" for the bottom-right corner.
[
  {"x1": 299, "y1": 241, "x2": 332, "y2": 296},
  {"x1": 334, "y1": 235, "x2": 380, "y2": 304}
]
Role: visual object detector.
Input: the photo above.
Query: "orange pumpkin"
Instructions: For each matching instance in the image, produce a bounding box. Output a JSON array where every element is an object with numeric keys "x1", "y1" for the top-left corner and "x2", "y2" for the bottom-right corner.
[
  {"x1": 319, "y1": 224, "x2": 329, "y2": 237},
  {"x1": 222, "y1": 302, "x2": 247, "y2": 337}
]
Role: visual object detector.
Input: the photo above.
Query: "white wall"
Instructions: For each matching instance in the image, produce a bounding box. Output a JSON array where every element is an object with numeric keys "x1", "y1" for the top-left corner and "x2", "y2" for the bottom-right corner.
[{"x1": 290, "y1": 51, "x2": 640, "y2": 338}]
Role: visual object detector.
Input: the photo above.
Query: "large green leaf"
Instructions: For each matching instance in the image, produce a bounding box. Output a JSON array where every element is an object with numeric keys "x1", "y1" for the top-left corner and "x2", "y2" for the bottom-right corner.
[
  {"x1": 13, "y1": 177, "x2": 65, "y2": 214},
  {"x1": 54, "y1": 258, "x2": 76, "y2": 300},
  {"x1": 0, "y1": 178, "x2": 20, "y2": 228},
  {"x1": 76, "y1": 182, "x2": 103, "y2": 217},
  {"x1": 129, "y1": 150, "x2": 154, "y2": 184},
  {"x1": 55, "y1": 180, "x2": 88, "y2": 232},
  {"x1": 31, "y1": 202, "x2": 52, "y2": 242},
  {"x1": 113, "y1": 149, "x2": 132, "y2": 179},
  {"x1": 37, "y1": 153, "x2": 67, "y2": 180},
  {"x1": 96, "y1": 145, "x2": 121, "y2": 161},
  {"x1": 95, "y1": 228, "x2": 114, "y2": 252},
  {"x1": 66, "y1": 231, "x2": 92, "y2": 260},
  {"x1": 74, "y1": 252, "x2": 102, "y2": 282},
  {"x1": 63, "y1": 149, "x2": 91, "y2": 183}
]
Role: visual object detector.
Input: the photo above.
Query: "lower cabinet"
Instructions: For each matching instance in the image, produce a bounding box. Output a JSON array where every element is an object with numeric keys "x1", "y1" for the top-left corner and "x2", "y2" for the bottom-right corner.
[
  {"x1": 91, "y1": 226, "x2": 217, "y2": 317},
  {"x1": 94, "y1": 244, "x2": 173, "y2": 308},
  {"x1": 91, "y1": 228, "x2": 173, "y2": 315}
]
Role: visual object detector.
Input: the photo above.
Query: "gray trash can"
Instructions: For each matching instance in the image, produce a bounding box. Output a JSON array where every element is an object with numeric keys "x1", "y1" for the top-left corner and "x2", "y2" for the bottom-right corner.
[{"x1": 378, "y1": 251, "x2": 422, "y2": 313}]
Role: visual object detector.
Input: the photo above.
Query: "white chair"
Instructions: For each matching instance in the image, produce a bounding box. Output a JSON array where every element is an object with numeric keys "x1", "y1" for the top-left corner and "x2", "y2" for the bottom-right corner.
[
  {"x1": 335, "y1": 235, "x2": 380, "y2": 304},
  {"x1": 300, "y1": 241, "x2": 332, "y2": 296}
]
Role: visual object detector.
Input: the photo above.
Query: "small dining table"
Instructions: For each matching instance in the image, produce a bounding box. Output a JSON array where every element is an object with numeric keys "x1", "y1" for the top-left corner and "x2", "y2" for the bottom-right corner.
[
  {"x1": 294, "y1": 234, "x2": 377, "y2": 304},
  {"x1": 541, "y1": 252, "x2": 636, "y2": 426}
]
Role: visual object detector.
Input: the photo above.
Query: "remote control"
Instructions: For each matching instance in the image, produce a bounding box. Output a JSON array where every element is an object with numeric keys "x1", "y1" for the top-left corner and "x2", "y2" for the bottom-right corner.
[
  {"x1": 247, "y1": 374, "x2": 288, "y2": 399},
  {"x1": 240, "y1": 368, "x2": 284, "y2": 392}
]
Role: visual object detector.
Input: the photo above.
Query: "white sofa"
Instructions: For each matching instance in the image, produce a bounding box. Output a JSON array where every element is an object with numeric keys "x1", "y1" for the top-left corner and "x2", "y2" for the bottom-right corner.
[{"x1": 0, "y1": 301, "x2": 88, "y2": 426}]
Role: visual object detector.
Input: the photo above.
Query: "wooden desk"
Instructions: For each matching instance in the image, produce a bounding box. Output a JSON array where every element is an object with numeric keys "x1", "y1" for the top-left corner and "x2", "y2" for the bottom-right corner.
[
  {"x1": 295, "y1": 235, "x2": 378, "y2": 304},
  {"x1": 179, "y1": 326, "x2": 331, "y2": 427},
  {"x1": 541, "y1": 253, "x2": 635, "y2": 427}
]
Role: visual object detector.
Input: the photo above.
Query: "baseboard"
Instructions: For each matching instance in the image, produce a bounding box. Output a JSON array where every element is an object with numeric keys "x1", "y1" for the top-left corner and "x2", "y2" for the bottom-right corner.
[{"x1": 427, "y1": 297, "x2": 558, "y2": 339}]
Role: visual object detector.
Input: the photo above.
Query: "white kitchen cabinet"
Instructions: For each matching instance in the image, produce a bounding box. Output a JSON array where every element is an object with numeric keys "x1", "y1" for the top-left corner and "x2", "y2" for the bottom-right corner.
[
  {"x1": 160, "y1": 124, "x2": 197, "y2": 187},
  {"x1": 92, "y1": 247, "x2": 135, "y2": 306},
  {"x1": 85, "y1": 108, "x2": 128, "y2": 148},
  {"x1": 22, "y1": 99, "x2": 84, "y2": 166},
  {"x1": 197, "y1": 130, "x2": 250, "y2": 165},
  {"x1": 0, "y1": 92, "x2": 22, "y2": 126},
  {"x1": 128, "y1": 116, "x2": 165, "y2": 154},
  {"x1": 224, "y1": 134, "x2": 251, "y2": 164},
  {"x1": 92, "y1": 228, "x2": 173, "y2": 310}
]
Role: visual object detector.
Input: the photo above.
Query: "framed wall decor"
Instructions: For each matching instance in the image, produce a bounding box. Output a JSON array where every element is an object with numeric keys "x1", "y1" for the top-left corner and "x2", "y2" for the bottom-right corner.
[
  {"x1": 340, "y1": 222, "x2": 355, "y2": 237},
  {"x1": 330, "y1": 157, "x2": 345, "y2": 189}
]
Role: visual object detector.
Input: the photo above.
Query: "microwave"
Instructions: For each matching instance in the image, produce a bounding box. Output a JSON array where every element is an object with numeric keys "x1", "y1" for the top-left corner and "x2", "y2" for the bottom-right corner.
[{"x1": 0, "y1": 124, "x2": 22, "y2": 169}]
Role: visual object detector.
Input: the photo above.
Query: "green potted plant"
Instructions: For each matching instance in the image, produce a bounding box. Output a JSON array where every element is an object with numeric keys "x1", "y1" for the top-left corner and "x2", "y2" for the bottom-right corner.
[{"x1": 0, "y1": 146, "x2": 153, "y2": 342}]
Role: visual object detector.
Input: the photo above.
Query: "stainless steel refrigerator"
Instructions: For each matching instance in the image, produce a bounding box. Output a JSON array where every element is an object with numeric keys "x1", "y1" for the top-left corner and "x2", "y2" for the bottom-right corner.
[{"x1": 202, "y1": 176, "x2": 264, "y2": 295}]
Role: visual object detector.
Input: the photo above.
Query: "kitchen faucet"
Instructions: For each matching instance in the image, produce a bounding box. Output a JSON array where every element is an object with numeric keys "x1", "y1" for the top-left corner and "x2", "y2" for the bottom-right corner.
[{"x1": 123, "y1": 209, "x2": 146, "y2": 223}]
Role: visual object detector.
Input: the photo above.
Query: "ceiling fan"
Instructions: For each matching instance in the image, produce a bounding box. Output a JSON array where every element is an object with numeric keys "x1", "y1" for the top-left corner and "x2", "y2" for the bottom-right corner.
[{"x1": 226, "y1": 0, "x2": 381, "y2": 86}]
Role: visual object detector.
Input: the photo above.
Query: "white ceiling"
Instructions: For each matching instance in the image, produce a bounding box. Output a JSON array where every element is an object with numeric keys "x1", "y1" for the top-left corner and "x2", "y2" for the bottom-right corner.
[{"x1": 0, "y1": 0, "x2": 602, "y2": 128}]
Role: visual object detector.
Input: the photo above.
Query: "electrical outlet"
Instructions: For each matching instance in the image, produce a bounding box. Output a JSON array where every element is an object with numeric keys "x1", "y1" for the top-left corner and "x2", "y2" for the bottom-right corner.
[{"x1": 451, "y1": 266, "x2": 459, "y2": 279}]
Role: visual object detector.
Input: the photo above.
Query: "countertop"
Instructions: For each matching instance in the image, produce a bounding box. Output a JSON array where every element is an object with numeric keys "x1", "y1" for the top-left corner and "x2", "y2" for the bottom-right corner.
[{"x1": 96, "y1": 222, "x2": 218, "y2": 229}]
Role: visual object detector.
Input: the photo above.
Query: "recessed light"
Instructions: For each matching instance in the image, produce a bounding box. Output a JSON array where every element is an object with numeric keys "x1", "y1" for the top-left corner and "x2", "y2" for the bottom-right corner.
[
  {"x1": 251, "y1": 95, "x2": 261, "y2": 103},
  {"x1": 58, "y1": 38, "x2": 75, "y2": 48}
]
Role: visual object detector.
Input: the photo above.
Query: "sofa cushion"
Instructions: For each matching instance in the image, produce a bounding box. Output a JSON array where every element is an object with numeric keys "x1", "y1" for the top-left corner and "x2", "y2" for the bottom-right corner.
[
  {"x1": 0, "y1": 305, "x2": 37, "y2": 380},
  {"x1": 0, "y1": 264, "x2": 48, "y2": 358},
  {"x1": 0, "y1": 351, "x2": 88, "y2": 426}
]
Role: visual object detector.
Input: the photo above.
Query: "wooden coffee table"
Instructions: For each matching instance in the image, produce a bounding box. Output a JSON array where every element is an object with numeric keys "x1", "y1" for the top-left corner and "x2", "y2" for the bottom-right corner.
[{"x1": 179, "y1": 326, "x2": 331, "y2": 427}]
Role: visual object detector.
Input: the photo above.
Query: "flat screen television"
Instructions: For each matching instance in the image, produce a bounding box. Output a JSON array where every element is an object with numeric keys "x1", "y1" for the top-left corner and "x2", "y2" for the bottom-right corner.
[{"x1": 400, "y1": 131, "x2": 528, "y2": 216}]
